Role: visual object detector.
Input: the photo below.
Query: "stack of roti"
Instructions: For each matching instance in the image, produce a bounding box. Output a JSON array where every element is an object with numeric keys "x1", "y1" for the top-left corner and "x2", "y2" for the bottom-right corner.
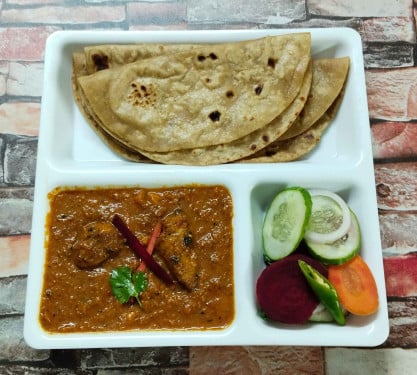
[{"x1": 72, "y1": 33, "x2": 349, "y2": 165}]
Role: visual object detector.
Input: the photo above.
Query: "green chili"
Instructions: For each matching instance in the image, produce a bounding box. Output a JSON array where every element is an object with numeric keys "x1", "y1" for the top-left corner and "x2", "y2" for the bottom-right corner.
[{"x1": 298, "y1": 259, "x2": 346, "y2": 325}]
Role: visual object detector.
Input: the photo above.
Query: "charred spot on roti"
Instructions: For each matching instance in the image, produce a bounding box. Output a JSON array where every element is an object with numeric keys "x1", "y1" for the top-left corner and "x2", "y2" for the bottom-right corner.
[
  {"x1": 262, "y1": 135, "x2": 269, "y2": 143},
  {"x1": 254, "y1": 83, "x2": 264, "y2": 95},
  {"x1": 226, "y1": 90, "x2": 235, "y2": 98},
  {"x1": 91, "y1": 53, "x2": 109, "y2": 71},
  {"x1": 250, "y1": 144, "x2": 257, "y2": 151},
  {"x1": 267, "y1": 57, "x2": 278, "y2": 69},
  {"x1": 209, "y1": 110, "x2": 221, "y2": 122},
  {"x1": 265, "y1": 149, "x2": 277, "y2": 156},
  {"x1": 197, "y1": 52, "x2": 218, "y2": 63},
  {"x1": 128, "y1": 82, "x2": 156, "y2": 107}
]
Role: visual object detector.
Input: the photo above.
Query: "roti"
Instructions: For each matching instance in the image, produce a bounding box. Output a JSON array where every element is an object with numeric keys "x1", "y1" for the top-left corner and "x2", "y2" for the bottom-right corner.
[
  {"x1": 83, "y1": 43, "x2": 201, "y2": 74},
  {"x1": 71, "y1": 34, "x2": 350, "y2": 165},
  {"x1": 138, "y1": 62, "x2": 312, "y2": 165},
  {"x1": 240, "y1": 88, "x2": 345, "y2": 163},
  {"x1": 137, "y1": 57, "x2": 349, "y2": 165},
  {"x1": 76, "y1": 33, "x2": 311, "y2": 152},
  {"x1": 72, "y1": 45, "x2": 199, "y2": 163},
  {"x1": 279, "y1": 57, "x2": 350, "y2": 140}
]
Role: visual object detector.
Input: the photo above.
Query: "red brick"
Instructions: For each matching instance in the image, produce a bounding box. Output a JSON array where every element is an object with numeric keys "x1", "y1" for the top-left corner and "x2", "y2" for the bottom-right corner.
[
  {"x1": 0, "y1": 79, "x2": 5, "y2": 96},
  {"x1": 0, "y1": 235, "x2": 30, "y2": 277},
  {"x1": 384, "y1": 255, "x2": 417, "y2": 297},
  {"x1": 8, "y1": 0, "x2": 63, "y2": 4},
  {"x1": 0, "y1": 102, "x2": 40, "y2": 136},
  {"x1": 414, "y1": 6, "x2": 417, "y2": 34},
  {"x1": 379, "y1": 211, "x2": 417, "y2": 255},
  {"x1": 127, "y1": 2, "x2": 186, "y2": 24},
  {"x1": 190, "y1": 346, "x2": 324, "y2": 374},
  {"x1": 308, "y1": 0, "x2": 411, "y2": 17},
  {"x1": 362, "y1": 17, "x2": 415, "y2": 43},
  {"x1": 1, "y1": 5, "x2": 125, "y2": 24},
  {"x1": 0, "y1": 26, "x2": 60, "y2": 61},
  {"x1": 366, "y1": 68, "x2": 417, "y2": 121},
  {"x1": 384, "y1": 299, "x2": 417, "y2": 348},
  {"x1": 7, "y1": 62, "x2": 43, "y2": 97},
  {"x1": 128, "y1": 24, "x2": 188, "y2": 31},
  {"x1": 0, "y1": 62, "x2": 6, "y2": 96},
  {"x1": 188, "y1": 0, "x2": 305, "y2": 24},
  {"x1": 326, "y1": 348, "x2": 417, "y2": 371},
  {"x1": 375, "y1": 162, "x2": 417, "y2": 210},
  {"x1": 372, "y1": 122, "x2": 417, "y2": 159}
]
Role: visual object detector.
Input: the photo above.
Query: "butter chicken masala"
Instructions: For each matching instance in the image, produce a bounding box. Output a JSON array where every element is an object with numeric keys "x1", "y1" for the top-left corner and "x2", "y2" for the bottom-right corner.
[{"x1": 40, "y1": 185, "x2": 234, "y2": 333}]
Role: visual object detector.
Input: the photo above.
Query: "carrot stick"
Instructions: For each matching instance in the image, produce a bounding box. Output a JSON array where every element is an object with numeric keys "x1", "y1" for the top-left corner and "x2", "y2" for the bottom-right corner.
[
  {"x1": 328, "y1": 255, "x2": 379, "y2": 316},
  {"x1": 112, "y1": 215, "x2": 173, "y2": 285},
  {"x1": 137, "y1": 221, "x2": 162, "y2": 272}
]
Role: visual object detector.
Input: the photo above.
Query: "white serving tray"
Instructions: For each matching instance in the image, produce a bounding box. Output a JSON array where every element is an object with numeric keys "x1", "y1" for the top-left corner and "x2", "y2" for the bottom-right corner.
[{"x1": 24, "y1": 28, "x2": 389, "y2": 349}]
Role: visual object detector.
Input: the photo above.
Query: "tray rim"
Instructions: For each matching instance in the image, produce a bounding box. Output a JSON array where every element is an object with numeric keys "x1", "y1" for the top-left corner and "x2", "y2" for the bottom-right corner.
[{"x1": 24, "y1": 27, "x2": 389, "y2": 349}]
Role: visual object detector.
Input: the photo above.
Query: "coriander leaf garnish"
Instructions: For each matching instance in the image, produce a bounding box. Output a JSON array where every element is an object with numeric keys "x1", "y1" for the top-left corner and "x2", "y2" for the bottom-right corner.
[{"x1": 109, "y1": 266, "x2": 148, "y2": 306}]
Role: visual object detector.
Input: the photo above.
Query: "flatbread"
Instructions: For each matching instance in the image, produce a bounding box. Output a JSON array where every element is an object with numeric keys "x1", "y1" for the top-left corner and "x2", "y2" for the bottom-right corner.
[
  {"x1": 83, "y1": 44, "x2": 201, "y2": 74},
  {"x1": 139, "y1": 57, "x2": 349, "y2": 165},
  {"x1": 138, "y1": 61, "x2": 312, "y2": 165},
  {"x1": 76, "y1": 34, "x2": 311, "y2": 152},
  {"x1": 279, "y1": 57, "x2": 350, "y2": 140},
  {"x1": 72, "y1": 34, "x2": 350, "y2": 165},
  {"x1": 240, "y1": 87, "x2": 345, "y2": 163},
  {"x1": 72, "y1": 46, "x2": 198, "y2": 163}
]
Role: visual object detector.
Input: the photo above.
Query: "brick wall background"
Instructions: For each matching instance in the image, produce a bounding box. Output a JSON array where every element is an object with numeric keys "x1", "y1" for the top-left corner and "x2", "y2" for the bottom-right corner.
[{"x1": 1, "y1": 1, "x2": 417, "y2": 374}]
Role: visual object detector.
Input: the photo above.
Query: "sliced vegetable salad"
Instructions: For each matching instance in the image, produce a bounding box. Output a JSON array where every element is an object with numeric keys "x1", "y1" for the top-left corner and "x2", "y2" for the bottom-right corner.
[{"x1": 256, "y1": 186, "x2": 379, "y2": 325}]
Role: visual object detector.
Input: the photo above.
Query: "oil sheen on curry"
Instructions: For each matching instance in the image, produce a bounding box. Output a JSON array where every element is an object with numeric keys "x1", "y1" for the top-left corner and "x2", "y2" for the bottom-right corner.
[{"x1": 40, "y1": 185, "x2": 234, "y2": 333}]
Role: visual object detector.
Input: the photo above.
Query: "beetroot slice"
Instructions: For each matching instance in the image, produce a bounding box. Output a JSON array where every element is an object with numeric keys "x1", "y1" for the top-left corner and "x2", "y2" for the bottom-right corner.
[{"x1": 256, "y1": 254, "x2": 328, "y2": 324}]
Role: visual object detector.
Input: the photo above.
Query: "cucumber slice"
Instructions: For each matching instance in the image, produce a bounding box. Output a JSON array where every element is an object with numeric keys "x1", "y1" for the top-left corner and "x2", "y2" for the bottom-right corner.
[
  {"x1": 305, "y1": 190, "x2": 351, "y2": 244},
  {"x1": 306, "y1": 210, "x2": 361, "y2": 265},
  {"x1": 262, "y1": 187, "x2": 312, "y2": 262}
]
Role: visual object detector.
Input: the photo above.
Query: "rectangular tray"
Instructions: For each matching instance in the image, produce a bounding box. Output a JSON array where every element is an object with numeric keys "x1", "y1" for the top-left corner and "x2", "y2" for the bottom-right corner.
[{"x1": 24, "y1": 28, "x2": 389, "y2": 349}]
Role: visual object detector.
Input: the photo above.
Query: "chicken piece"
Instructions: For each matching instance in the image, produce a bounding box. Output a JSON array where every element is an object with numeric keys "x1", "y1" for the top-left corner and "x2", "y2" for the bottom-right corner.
[
  {"x1": 157, "y1": 209, "x2": 198, "y2": 290},
  {"x1": 72, "y1": 221, "x2": 122, "y2": 269}
]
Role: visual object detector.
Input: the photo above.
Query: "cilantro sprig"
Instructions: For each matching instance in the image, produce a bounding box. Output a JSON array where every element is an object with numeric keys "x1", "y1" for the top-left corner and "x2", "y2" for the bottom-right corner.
[{"x1": 109, "y1": 266, "x2": 148, "y2": 306}]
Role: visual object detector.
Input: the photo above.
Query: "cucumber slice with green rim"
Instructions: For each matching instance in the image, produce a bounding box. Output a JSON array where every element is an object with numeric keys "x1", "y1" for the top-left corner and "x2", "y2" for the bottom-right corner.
[
  {"x1": 305, "y1": 189, "x2": 351, "y2": 244},
  {"x1": 262, "y1": 187, "x2": 312, "y2": 262},
  {"x1": 305, "y1": 210, "x2": 361, "y2": 265}
]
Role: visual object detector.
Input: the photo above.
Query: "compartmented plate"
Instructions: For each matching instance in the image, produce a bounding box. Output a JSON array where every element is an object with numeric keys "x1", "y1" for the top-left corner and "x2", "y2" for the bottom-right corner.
[{"x1": 24, "y1": 28, "x2": 389, "y2": 349}]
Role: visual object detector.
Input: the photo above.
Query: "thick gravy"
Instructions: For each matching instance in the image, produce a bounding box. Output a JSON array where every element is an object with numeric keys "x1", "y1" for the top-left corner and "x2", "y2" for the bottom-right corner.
[{"x1": 40, "y1": 185, "x2": 234, "y2": 333}]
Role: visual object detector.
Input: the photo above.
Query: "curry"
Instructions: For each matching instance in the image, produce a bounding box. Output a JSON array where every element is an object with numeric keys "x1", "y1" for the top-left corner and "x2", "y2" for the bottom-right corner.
[{"x1": 39, "y1": 185, "x2": 234, "y2": 333}]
